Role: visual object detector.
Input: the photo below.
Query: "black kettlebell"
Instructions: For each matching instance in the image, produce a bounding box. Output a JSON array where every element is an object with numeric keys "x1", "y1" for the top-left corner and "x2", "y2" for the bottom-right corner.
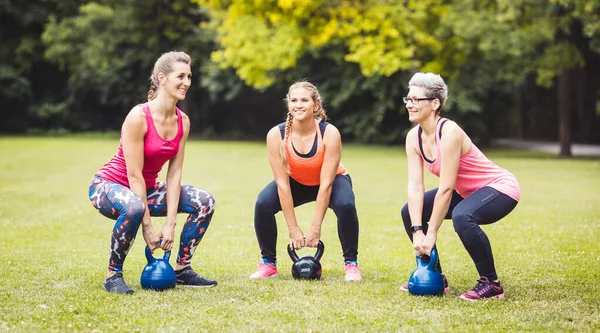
[{"x1": 287, "y1": 240, "x2": 325, "y2": 280}]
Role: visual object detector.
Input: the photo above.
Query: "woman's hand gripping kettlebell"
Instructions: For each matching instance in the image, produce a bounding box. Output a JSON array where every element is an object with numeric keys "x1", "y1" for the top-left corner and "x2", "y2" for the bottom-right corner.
[
  {"x1": 289, "y1": 226, "x2": 305, "y2": 250},
  {"x1": 305, "y1": 225, "x2": 321, "y2": 248}
]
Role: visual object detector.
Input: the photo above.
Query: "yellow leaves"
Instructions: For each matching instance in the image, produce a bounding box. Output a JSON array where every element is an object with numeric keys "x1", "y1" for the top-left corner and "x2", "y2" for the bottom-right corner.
[
  {"x1": 212, "y1": 15, "x2": 304, "y2": 88},
  {"x1": 267, "y1": 12, "x2": 282, "y2": 24},
  {"x1": 309, "y1": 19, "x2": 338, "y2": 47},
  {"x1": 277, "y1": 0, "x2": 293, "y2": 10},
  {"x1": 421, "y1": 61, "x2": 443, "y2": 75},
  {"x1": 200, "y1": 0, "x2": 441, "y2": 87}
]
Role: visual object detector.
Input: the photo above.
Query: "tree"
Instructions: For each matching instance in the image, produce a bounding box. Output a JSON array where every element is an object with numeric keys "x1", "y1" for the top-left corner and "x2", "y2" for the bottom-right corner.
[{"x1": 41, "y1": 0, "x2": 215, "y2": 131}]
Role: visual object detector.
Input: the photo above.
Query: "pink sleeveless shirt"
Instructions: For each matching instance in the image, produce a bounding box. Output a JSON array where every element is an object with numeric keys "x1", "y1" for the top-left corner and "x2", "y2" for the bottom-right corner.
[
  {"x1": 97, "y1": 103, "x2": 184, "y2": 189},
  {"x1": 416, "y1": 119, "x2": 520, "y2": 201}
]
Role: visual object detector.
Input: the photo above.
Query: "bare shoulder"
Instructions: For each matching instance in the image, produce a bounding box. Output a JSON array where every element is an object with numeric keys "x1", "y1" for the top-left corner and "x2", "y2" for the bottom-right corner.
[
  {"x1": 266, "y1": 125, "x2": 283, "y2": 145},
  {"x1": 440, "y1": 120, "x2": 466, "y2": 139},
  {"x1": 179, "y1": 109, "x2": 190, "y2": 122},
  {"x1": 405, "y1": 125, "x2": 419, "y2": 144},
  {"x1": 123, "y1": 105, "x2": 146, "y2": 127},
  {"x1": 323, "y1": 122, "x2": 340, "y2": 138},
  {"x1": 179, "y1": 110, "x2": 191, "y2": 129}
]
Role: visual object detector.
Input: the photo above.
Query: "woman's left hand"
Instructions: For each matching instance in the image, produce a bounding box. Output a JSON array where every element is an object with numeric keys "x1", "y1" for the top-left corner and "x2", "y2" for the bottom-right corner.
[
  {"x1": 158, "y1": 224, "x2": 176, "y2": 252},
  {"x1": 304, "y1": 226, "x2": 321, "y2": 248},
  {"x1": 414, "y1": 234, "x2": 436, "y2": 257}
]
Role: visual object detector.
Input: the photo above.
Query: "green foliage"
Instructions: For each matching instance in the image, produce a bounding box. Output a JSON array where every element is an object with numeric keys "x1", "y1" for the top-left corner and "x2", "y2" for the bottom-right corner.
[
  {"x1": 1, "y1": 0, "x2": 599, "y2": 144},
  {"x1": 196, "y1": 0, "x2": 443, "y2": 88},
  {"x1": 41, "y1": 0, "x2": 215, "y2": 130},
  {"x1": 1, "y1": 137, "x2": 599, "y2": 331}
]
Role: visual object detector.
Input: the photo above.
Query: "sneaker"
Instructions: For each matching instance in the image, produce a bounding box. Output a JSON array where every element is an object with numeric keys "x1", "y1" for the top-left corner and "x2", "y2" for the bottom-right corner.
[
  {"x1": 249, "y1": 260, "x2": 278, "y2": 280},
  {"x1": 400, "y1": 274, "x2": 449, "y2": 293},
  {"x1": 344, "y1": 261, "x2": 363, "y2": 282},
  {"x1": 175, "y1": 266, "x2": 217, "y2": 288},
  {"x1": 460, "y1": 276, "x2": 504, "y2": 302},
  {"x1": 103, "y1": 272, "x2": 134, "y2": 294}
]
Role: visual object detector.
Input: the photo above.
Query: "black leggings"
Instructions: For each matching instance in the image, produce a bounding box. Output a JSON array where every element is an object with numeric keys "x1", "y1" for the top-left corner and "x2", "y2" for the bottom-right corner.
[
  {"x1": 401, "y1": 186, "x2": 517, "y2": 281},
  {"x1": 254, "y1": 174, "x2": 359, "y2": 263}
]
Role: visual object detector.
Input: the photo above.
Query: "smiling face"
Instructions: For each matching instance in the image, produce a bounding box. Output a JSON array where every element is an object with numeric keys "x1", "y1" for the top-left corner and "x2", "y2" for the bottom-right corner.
[
  {"x1": 159, "y1": 62, "x2": 192, "y2": 101},
  {"x1": 287, "y1": 87, "x2": 319, "y2": 121},
  {"x1": 405, "y1": 86, "x2": 440, "y2": 123}
]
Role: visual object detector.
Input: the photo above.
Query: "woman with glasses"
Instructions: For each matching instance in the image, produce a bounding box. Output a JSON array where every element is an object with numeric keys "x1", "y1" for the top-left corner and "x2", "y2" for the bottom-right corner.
[{"x1": 399, "y1": 72, "x2": 520, "y2": 301}]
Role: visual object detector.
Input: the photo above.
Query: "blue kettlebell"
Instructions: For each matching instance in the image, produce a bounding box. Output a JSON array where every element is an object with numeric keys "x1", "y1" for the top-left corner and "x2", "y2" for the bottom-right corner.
[
  {"x1": 407, "y1": 248, "x2": 445, "y2": 296},
  {"x1": 140, "y1": 246, "x2": 176, "y2": 291},
  {"x1": 287, "y1": 240, "x2": 325, "y2": 280}
]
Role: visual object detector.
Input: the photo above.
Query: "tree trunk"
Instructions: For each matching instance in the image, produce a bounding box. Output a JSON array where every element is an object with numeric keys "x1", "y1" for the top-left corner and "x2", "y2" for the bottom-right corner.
[
  {"x1": 576, "y1": 52, "x2": 599, "y2": 143},
  {"x1": 558, "y1": 68, "x2": 574, "y2": 157},
  {"x1": 517, "y1": 83, "x2": 528, "y2": 139}
]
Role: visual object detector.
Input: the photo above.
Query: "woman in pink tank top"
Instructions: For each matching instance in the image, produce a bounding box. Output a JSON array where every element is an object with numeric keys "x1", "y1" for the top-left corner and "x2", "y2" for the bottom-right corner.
[
  {"x1": 399, "y1": 73, "x2": 520, "y2": 301},
  {"x1": 88, "y1": 51, "x2": 217, "y2": 293}
]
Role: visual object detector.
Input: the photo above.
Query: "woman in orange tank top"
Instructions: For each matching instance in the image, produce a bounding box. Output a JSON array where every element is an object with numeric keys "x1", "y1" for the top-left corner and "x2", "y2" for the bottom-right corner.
[{"x1": 250, "y1": 81, "x2": 363, "y2": 282}]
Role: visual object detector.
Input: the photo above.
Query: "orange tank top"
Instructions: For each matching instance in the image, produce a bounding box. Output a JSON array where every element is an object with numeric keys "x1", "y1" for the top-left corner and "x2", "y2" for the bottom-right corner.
[{"x1": 284, "y1": 119, "x2": 347, "y2": 186}]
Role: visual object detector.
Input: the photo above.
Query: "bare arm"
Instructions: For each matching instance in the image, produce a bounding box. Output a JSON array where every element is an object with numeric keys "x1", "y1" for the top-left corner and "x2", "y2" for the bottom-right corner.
[
  {"x1": 415, "y1": 122, "x2": 462, "y2": 256},
  {"x1": 122, "y1": 106, "x2": 160, "y2": 251},
  {"x1": 305, "y1": 125, "x2": 341, "y2": 247},
  {"x1": 405, "y1": 127, "x2": 426, "y2": 250},
  {"x1": 266, "y1": 127, "x2": 304, "y2": 250},
  {"x1": 160, "y1": 112, "x2": 190, "y2": 252}
]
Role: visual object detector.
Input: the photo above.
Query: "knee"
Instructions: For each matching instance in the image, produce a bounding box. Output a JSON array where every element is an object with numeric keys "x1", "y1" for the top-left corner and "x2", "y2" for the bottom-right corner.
[
  {"x1": 332, "y1": 199, "x2": 356, "y2": 217},
  {"x1": 452, "y1": 211, "x2": 475, "y2": 234},
  {"x1": 188, "y1": 187, "x2": 216, "y2": 213},
  {"x1": 401, "y1": 203, "x2": 410, "y2": 225},
  {"x1": 255, "y1": 193, "x2": 277, "y2": 213},
  {"x1": 126, "y1": 197, "x2": 146, "y2": 221},
  {"x1": 204, "y1": 192, "x2": 216, "y2": 214}
]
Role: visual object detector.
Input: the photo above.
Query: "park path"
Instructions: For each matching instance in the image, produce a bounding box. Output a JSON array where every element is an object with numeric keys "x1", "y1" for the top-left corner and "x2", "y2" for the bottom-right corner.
[{"x1": 492, "y1": 138, "x2": 600, "y2": 158}]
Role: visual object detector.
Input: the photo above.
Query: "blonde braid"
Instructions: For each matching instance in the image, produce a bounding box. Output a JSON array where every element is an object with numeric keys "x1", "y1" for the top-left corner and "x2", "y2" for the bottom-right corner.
[
  {"x1": 148, "y1": 79, "x2": 159, "y2": 101},
  {"x1": 279, "y1": 111, "x2": 294, "y2": 171}
]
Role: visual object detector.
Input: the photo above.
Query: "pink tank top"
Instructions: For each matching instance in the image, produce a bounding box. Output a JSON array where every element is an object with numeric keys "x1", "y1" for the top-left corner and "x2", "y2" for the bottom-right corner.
[
  {"x1": 97, "y1": 103, "x2": 184, "y2": 189},
  {"x1": 416, "y1": 118, "x2": 520, "y2": 201}
]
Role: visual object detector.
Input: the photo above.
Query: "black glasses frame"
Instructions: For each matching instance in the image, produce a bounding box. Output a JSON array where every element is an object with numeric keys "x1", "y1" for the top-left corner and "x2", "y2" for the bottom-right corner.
[{"x1": 403, "y1": 97, "x2": 435, "y2": 104}]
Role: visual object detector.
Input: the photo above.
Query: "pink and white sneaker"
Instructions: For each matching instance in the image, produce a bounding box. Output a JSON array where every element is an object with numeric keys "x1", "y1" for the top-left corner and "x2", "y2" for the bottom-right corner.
[
  {"x1": 459, "y1": 276, "x2": 504, "y2": 301},
  {"x1": 344, "y1": 261, "x2": 363, "y2": 282},
  {"x1": 249, "y1": 260, "x2": 278, "y2": 280}
]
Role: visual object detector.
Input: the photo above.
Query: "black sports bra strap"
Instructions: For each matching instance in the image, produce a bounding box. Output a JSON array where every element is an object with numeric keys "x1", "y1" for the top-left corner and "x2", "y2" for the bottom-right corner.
[
  {"x1": 279, "y1": 121, "x2": 328, "y2": 139},
  {"x1": 319, "y1": 121, "x2": 328, "y2": 137},
  {"x1": 278, "y1": 123, "x2": 286, "y2": 139},
  {"x1": 438, "y1": 118, "x2": 449, "y2": 139}
]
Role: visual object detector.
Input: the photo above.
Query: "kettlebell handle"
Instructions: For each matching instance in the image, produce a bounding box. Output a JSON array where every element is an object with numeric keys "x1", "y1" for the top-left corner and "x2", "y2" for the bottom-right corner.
[
  {"x1": 314, "y1": 240, "x2": 325, "y2": 262},
  {"x1": 415, "y1": 248, "x2": 439, "y2": 269},
  {"x1": 287, "y1": 240, "x2": 325, "y2": 263},
  {"x1": 145, "y1": 246, "x2": 171, "y2": 263},
  {"x1": 427, "y1": 248, "x2": 438, "y2": 269}
]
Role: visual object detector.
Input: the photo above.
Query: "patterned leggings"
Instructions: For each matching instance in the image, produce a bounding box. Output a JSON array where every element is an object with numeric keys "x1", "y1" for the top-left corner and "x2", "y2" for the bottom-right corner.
[{"x1": 89, "y1": 175, "x2": 216, "y2": 272}]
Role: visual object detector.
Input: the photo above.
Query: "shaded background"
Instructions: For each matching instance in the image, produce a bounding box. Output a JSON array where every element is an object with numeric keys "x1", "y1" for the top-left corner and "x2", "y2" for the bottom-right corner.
[{"x1": 1, "y1": 0, "x2": 599, "y2": 156}]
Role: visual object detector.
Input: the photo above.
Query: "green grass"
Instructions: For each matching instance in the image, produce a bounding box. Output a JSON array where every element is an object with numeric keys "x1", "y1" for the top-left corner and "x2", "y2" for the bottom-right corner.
[{"x1": 0, "y1": 137, "x2": 599, "y2": 332}]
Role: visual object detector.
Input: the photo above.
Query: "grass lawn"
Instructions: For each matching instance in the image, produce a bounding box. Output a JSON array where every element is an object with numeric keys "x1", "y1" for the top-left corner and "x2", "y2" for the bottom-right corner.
[{"x1": 0, "y1": 136, "x2": 599, "y2": 332}]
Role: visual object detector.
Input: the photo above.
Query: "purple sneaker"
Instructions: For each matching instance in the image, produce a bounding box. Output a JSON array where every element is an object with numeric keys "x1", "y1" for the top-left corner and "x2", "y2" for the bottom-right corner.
[
  {"x1": 460, "y1": 276, "x2": 504, "y2": 301},
  {"x1": 400, "y1": 274, "x2": 449, "y2": 293}
]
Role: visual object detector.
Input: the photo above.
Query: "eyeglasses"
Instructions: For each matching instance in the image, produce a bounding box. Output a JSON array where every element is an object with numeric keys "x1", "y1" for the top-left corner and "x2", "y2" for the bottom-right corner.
[{"x1": 403, "y1": 97, "x2": 435, "y2": 105}]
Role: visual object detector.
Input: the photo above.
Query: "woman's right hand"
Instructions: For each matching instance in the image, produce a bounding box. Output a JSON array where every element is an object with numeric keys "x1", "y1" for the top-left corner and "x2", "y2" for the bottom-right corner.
[
  {"x1": 412, "y1": 231, "x2": 426, "y2": 257},
  {"x1": 288, "y1": 227, "x2": 305, "y2": 250},
  {"x1": 142, "y1": 224, "x2": 161, "y2": 252}
]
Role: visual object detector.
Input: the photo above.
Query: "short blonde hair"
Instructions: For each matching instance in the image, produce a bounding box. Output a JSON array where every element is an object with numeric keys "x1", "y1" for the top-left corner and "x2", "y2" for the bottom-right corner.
[{"x1": 408, "y1": 72, "x2": 448, "y2": 112}]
